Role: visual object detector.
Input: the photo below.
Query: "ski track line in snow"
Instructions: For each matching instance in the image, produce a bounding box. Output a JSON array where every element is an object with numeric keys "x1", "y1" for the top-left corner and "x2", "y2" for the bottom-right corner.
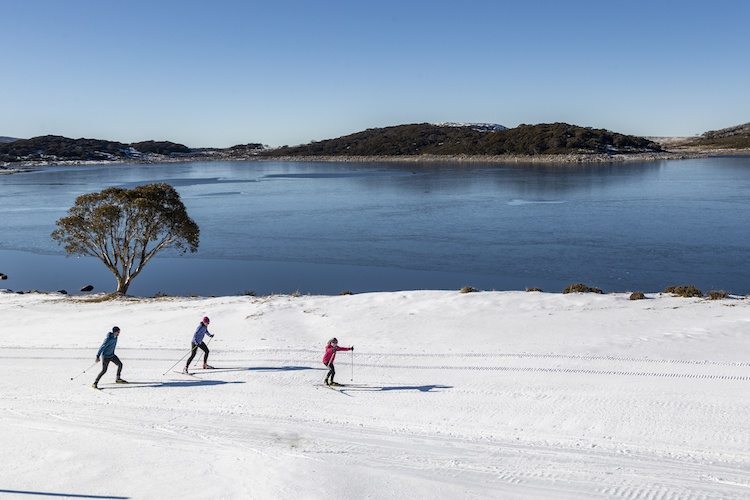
[
  {"x1": 331, "y1": 363, "x2": 750, "y2": 381},
  {"x1": 4, "y1": 349, "x2": 750, "y2": 381},
  {"x1": 9, "y1": 359, "x2": 750, "y2": 383},
  {"x1": 205, "y1": 356, "x2": 750, "y2": 382},
  {"x1": 4, "y1": 346, "x2": 750, "y2": 367}
]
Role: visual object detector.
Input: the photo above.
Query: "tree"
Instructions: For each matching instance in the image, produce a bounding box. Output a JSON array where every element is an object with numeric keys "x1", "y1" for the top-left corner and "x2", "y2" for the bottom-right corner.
[{"x1": 52, "y1": 183, "x2": 199, "y2": 295}]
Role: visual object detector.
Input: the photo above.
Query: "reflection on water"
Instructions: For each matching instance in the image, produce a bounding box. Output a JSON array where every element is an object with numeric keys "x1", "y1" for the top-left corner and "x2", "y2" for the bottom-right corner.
[{"x1": 1, "y1": 157, "x2": 749, "y2": 296}]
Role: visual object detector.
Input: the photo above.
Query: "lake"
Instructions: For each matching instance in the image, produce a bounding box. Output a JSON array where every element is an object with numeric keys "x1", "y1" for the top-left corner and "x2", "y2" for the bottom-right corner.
[{"x1": 1, "y1": 157, "x2": 749, "y2": 296}]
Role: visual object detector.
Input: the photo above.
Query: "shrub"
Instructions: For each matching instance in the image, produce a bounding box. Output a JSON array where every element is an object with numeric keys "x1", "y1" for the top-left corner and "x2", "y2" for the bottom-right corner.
[
  {"x1": 707, "y1": 290, "x2": 728, "y2": 300},
  {"x1": 460, "y1": 286, "x2": 478, "y2": 294},
  {"x1": 526, "y1": 287, "x2": 543, "y2": 292},
  {"x1": 664, "y1": 285, "x2": 703, "y2": 298},
  {"x1": 629, "y1": 291, "x2": 646, "y2": 300},
  {"x1": 83, "y1": 292, "x2": 123, "y2": 303},
  {"x1": 563, "y1": 283, "x2": 603, "y2": 294},
  {"x1": 339, "y1": 290, "x2": 353, "y2": 295}
]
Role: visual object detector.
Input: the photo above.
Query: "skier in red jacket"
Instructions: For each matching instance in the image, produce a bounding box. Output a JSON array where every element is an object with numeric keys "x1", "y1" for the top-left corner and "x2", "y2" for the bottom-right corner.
[{"x1": 322, "y1": 337, "x2": 353, "y2": 386}]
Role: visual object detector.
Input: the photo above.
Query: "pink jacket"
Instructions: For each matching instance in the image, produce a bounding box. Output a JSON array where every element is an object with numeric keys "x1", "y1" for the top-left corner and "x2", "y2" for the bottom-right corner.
[{"x1": 322, "y1": 343, "x2": 351, "y2": 364}]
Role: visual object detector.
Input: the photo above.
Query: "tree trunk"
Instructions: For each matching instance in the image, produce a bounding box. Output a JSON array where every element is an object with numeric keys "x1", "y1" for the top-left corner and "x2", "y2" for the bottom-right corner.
[{"x1": 116, "y1": 277, "x2": 130, "y2": 295}]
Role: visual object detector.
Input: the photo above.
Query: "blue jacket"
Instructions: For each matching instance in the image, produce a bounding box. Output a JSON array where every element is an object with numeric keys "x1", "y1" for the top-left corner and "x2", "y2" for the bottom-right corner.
[
  {"x1": 96, "y1": 332, "x2": 118, "y2": 358},
  {"x1": 192, "y1": 323, "x2": 212, "y2": 344}
]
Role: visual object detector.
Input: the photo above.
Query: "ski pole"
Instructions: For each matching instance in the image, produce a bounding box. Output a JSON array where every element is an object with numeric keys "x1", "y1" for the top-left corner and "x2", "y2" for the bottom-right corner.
[
  {"x1": 70, "y1": 362, "x2": 98, "y2": 381},
  {"x1": 351, "y1": 348, "x2": 354, "y2": 382},
  {"x1": 192, "y1": 335, "x2": 214, "y2": 368},
  {"x1": 163, "y1": 347, "x2": 195, "y2": 376}
]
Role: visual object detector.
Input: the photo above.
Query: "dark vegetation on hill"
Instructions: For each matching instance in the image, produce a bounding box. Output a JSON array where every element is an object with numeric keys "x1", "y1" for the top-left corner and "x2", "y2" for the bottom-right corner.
[
  {"x1": 0, "y1": 135, "x2": 190, "y2": 163},
  {"x1": 130, "y1": 140, "x2": 191, "y2": 155},
  {"x1": 8, "y1": 120, "x2": 750, "y2": 165},
  {"x1": 261, "y1": 123, "x2": 663, "y2": 157}
]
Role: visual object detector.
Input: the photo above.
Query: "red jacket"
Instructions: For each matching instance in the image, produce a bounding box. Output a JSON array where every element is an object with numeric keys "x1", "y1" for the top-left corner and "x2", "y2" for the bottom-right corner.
[{"x1": 322, "y1": 343, "x2": 351, "y2": 364}]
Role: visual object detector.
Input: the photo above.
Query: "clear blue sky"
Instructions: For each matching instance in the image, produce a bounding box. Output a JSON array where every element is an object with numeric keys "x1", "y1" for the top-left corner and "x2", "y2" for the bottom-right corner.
[{"x1": 2, "y1": 0, "x2": 748, "y2": 148}]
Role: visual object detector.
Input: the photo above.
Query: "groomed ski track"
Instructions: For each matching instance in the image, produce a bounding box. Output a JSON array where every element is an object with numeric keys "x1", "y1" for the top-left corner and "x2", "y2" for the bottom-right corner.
[
  {"x1": 2, "y1": 290, "x2": 750, "y2": 498},
  {"x1": 4, "y1": 345, "x2": 750, "y2": 499}
]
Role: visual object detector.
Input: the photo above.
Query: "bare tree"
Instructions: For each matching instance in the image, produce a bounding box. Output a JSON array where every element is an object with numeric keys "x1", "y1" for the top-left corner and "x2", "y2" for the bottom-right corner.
[{"x1": 52, "y1": 183, "x2": 199, "y2": 295}]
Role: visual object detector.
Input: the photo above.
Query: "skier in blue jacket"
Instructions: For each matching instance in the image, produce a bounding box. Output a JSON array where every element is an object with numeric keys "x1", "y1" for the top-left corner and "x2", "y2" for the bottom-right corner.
[
  {"x1": 184, "y1": 316, "x2": 214, "y2": 372},
  {"x1": 93, "y1": 326, "x2": 126, "y2": 388}
]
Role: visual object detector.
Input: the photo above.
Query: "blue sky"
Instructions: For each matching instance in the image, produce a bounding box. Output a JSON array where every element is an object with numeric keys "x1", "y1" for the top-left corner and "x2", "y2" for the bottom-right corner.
[{"x1": 2, "y1": 0, "x2": 748, "y2": 148}]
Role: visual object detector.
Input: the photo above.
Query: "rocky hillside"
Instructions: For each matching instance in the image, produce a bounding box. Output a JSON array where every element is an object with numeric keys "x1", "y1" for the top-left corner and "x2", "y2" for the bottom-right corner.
[{"x1": 669, "y1": 122, "x2": 750, "y2": 149}]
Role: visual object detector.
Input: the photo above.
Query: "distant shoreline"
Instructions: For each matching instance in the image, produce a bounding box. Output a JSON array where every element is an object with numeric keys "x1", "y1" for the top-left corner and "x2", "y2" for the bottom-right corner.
[
  {"x1": 3, "y1": 148, "x2": 749, "y2": 172},
  {"x1": 255, "y1": 150, "x2": 709, "y2": 164}
]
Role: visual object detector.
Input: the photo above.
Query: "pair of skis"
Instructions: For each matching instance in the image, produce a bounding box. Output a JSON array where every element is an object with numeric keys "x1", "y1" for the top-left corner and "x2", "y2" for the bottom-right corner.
[
  {"x1": 317, "y1": 382, "x2": 368, "y2": 391},
  {"x1": 174, "y1": 365, "x2": 216, "y2": 377},
  {"x1": 90, "y1": 379, "x2": 133, "y2": 394}
]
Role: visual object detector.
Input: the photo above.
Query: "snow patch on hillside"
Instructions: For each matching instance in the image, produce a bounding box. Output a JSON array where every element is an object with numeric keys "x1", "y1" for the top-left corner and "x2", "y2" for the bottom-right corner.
[{"x1": 434, "y1": 122, "x2": 508, "y2": 132}]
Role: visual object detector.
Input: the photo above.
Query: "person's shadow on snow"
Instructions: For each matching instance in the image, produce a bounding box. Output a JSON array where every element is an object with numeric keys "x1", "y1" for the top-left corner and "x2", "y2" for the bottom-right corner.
[
  {"x1": 344, "y1": 385, "x2": 452, "y2": 392},
  {"x1": 107, "y1": 380, "x2": 245, "y2": 389},
  {"x1": 379, "y1": 385, "x2": 451, "y2": 392}
]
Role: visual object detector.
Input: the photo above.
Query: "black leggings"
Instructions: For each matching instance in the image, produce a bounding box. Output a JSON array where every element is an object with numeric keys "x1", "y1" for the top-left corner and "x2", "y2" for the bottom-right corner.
[
  {"x1": 186, "y1": 342, "x2": 209, "y2": 366},
  {"x1": 325, "y1": 362, "x2": 335, "y2": 382},
  {"x1": 94, "y1": 355, "x2": 122, "y2": 384}
]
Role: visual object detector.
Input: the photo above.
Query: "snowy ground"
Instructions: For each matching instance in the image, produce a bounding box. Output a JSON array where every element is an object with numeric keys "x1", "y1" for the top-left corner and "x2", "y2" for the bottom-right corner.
[{"x1": 1, "y1": 290, "x2": 749, "y2": 499}]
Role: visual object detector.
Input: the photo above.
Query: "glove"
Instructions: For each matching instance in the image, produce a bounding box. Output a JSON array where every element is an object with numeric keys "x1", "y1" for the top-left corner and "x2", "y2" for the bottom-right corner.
[
  {"x1": 209, "y1": 333, "x2": 214, "y2": 338},
  {"x1": 95, "y1": 357, "x2": 100, "y2": 362},
  {"x1": 351, "y1": 346, "x2": 354, "y2": 351}
]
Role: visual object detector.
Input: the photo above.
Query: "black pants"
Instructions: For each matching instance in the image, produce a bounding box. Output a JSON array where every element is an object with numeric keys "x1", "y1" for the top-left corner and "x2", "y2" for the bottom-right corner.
[
  {"x1": 94, "y1": 355, "x2": 122, "y2": 384},
  {"x1": 325, "y1": 362, "x2": 335, "y2": 382},
  {"x1": 186, "y1": 341, "x2": 209, "y2": 367}
]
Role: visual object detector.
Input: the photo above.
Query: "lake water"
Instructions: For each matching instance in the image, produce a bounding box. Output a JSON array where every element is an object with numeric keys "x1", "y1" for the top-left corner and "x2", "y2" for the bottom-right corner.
[{"x1": 1, "y1": 157, "x2": 749, "y2": 296}]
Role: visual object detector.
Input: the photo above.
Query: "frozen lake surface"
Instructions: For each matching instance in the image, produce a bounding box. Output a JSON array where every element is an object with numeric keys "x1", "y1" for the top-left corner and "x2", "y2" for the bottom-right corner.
[{"x1": 1, "y1": 156, "x2": 749, "y2": 296}]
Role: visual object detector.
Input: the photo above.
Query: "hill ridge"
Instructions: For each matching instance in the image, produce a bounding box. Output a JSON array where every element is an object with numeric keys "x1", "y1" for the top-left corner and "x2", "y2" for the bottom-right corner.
[
  {"x1": 263, "y1": 122, "x2": 662, "y2": 157},
  {"x1": 3, "y1": 121, "x2": 749, "y2": 165}
]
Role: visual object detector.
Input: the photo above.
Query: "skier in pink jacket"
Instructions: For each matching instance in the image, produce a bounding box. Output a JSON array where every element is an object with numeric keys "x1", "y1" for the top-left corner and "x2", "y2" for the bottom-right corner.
[
  {"x1": 322, "y1": 337, "x2": 353, "y2": 386},
  {"x1": 184, "y1": 316, "x2": 214, "y2": 373}
]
